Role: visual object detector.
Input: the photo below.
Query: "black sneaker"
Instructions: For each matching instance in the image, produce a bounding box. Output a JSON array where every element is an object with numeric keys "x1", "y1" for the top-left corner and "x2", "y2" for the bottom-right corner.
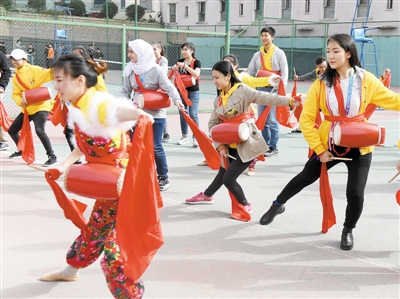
[
  {"x1": 264, "y1": 148, "x2": 278, "y2": 157},
  {"x1": 43, "y1": 155, "x2": 58, "y2": 167},
  {"x1": 0, "y1": 143, "x2": 10, "y2": 151},
  {"x1": 9, "y1": 151, "x2": 22, "y2": 158},
  {"x1": 289, "y1": 128, "x2": 302, "y2": 134},
  {"x1": 162, "y1": 133, "x2": 171, "y2": 143},
  {"x1": 158, "y1": 177, "x2": 170, "y2": 192}
]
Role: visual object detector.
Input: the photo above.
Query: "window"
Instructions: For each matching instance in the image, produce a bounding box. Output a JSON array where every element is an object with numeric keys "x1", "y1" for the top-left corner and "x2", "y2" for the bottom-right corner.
[
  {"x1": 169, "y1": 3, "x2": 176, "y2": 23},
  {"x1": 185, "y1": 6, "x2": 189, "y2": 17},
  {"x1": 220, "y1": 0, "x2": 226, "y2": 21},
  {"x1": 198, "y1": 1, "x2": 206, "y2": 22},
  {"x1": 357, "y1": 0, "x2": 370, "y2": 17},
  {"x1": 387, "y1": 0, "x2": 393, "y2": 9},
  {"x1": 305, "y1": 0, "x2": 310, "y2": 13},
  {"x1": 94, "y1": 0, "x2": 105, "y2": 9},
  {"x1": 239, "y1": 3, "x2": 244, "y2": 15},
  {"x1": 323, "y1": 0, "x2": 335, "y2": 18},
  {"x1": 140, "y1": 0, "x2": 152, "y2": 10},
  {"x1": 282, "y1": 0, "x2": 291, "y2": 19},
  {"x1": 255, "y1": 0, "x2": 264, "y2": 17},
  {"x1": 121, "y1": 0, "x2": 125, "y2": 9}
]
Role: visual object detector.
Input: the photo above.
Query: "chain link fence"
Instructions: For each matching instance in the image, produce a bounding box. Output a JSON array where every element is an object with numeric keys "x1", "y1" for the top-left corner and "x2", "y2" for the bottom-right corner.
[{"x1": 1, "y1": 16, "x2": 399, "y2": 118}]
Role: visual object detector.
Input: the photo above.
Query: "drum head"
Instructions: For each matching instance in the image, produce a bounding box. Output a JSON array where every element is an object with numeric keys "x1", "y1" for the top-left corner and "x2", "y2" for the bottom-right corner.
[{"x1": 238, "y1": 123, "x2": 250, "y2": 141}]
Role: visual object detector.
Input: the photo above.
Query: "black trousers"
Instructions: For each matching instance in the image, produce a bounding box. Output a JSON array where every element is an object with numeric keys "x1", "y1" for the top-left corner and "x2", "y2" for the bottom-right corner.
[
  {"x1": 8, "y1": 111, "x2": 55, "y2": 156},
  {"x1": 276, "y1": 146, "x2": 372, "y2": 229},
  {"x1": 64, "y1": 125, "x2": 75, "y2": 152},
  {"x1": 204, "y1": 148, "x2": 253, "y2": 206}
]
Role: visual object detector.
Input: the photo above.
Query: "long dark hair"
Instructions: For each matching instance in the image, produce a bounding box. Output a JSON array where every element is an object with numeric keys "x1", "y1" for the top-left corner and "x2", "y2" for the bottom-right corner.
[
  {"x1": 321, "y1": 33, "x2": 361, "y2": 87},
  {"x1": 73, "y1": 46, "x2": 108, "y2": 75},
  {"x1": 212, "y1": 60, "x2": 241, "y2": 86},
  {"x1": 223, "y1": 54, "x2": 240, "y2": 69},
  {"x1": 51, "y1": 54, "x2": 104, "y2": 88},
  {"x1": 152, "y1": 42, "x2": 165, "y2": 56},
  {"x1": 181, "y1": 42, "x2": 196, "y2": 58}
]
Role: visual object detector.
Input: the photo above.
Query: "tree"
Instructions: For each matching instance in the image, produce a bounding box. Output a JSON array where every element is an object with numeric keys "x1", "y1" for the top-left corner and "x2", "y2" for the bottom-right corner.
[
  {"x1": 101, "y1": 1, "x2": 118, "y2": 19},
  {"x1": 28, "y1": 0, "x2": 46, "y2": 12},
  {"x1": 125, "y1": 4, "x2": 145, "y2": 21},
  {"x1": 68, "y1": 0, "x2": 86, "y2": 16},
  {"x1": 0, "y1": 0, "x2": 13, "y2": 10}
]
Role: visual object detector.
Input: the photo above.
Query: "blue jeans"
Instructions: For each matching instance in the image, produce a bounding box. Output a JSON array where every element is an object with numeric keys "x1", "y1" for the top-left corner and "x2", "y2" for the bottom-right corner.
[
  {"x1": 178, "y1": 90, "x2": 200, "y2": 135},
  {"x1": 152, "y1": 118, "x2": 168, "y2": 179},
  {"x1": 257, "y1": 87, "x2": 279, "y2": 149}
]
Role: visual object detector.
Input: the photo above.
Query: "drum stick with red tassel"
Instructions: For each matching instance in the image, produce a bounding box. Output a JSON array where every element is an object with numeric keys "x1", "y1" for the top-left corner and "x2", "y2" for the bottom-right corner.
[
  {"x1": 227, "y1": 154, "x2": 237, "y2": 160},
  {"x1": 331, "y1": 157, "x2": 352, "y2": 161},
  {"x1": 388, "y1": 171, "x2": 400, "y2": 183}
]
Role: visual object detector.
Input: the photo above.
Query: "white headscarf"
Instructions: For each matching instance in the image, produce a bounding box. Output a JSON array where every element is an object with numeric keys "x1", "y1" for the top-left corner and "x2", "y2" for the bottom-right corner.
[{"x1": 123, "y1": 39, "x2": 157, "y2": 77}]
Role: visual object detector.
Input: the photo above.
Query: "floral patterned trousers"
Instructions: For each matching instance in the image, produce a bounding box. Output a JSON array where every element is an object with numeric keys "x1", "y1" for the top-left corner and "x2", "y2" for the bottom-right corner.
[{"x1": 66, "y1": 200, "x2": 144, "y2": 299}]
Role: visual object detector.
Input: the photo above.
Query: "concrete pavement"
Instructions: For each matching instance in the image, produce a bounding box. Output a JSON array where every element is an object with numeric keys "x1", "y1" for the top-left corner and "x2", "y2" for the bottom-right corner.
[{"x1": 1, "y1": 109, "x2": 399, "y2": 299}]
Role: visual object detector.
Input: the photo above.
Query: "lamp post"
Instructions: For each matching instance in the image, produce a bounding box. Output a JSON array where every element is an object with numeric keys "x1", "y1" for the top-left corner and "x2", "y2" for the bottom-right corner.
[
  {"x1": 135, "y1": 0, "x2": 138, "y2": 39},
  {"x1": 106, "y1": 0, "x2": 109, "y2": 23}
]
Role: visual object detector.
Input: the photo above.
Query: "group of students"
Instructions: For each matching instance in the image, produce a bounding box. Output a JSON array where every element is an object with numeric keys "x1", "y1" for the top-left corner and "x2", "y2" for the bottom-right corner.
[{"x1": 1, "y1": 30, "x2": 399, "y2": 299}]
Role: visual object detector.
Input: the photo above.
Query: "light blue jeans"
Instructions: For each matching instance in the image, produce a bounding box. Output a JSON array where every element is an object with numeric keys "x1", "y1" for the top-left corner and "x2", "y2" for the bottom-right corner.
[
  {"x1": 178, "y1": 90, "x2": 200, "y2": 136},
  {"x1": 257, "y1": 87, "x2": 279, "y2": 149}
]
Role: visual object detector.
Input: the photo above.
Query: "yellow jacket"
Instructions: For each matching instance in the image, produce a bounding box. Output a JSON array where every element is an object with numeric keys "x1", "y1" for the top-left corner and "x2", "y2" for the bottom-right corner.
[
  {"x1": 95, "y1": 74, "x2": 107, "y2": 92},
  {"x1": 300, "y1": 68, "x2": 400, "y2": 156},
  {"x1": 12, "y1": 63, "x2": 53, "y2": 115},
  {"x1": 235, "y1": 71, "x2": 269, "y2": 89}
]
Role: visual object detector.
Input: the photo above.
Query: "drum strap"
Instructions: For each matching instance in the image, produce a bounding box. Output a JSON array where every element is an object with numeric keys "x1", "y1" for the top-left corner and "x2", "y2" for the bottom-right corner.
[{"x1": 15, "y1": 73, "x2": 30, "y2": 91}]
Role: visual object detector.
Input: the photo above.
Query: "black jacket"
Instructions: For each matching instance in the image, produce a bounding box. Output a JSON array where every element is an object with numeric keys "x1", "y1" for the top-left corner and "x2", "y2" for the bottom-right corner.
[{"x1": 0, "y1": 51, "x2": 11, "y2": 90}]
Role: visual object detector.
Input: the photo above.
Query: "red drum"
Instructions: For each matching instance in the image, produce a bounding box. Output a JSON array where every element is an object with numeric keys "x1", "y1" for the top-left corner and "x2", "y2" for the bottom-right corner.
[
  {"x1": 255, "y1": 69, "x2": 280, "y2": 78},
  {"x1": 176, "y1": 74, "x2": 196, "y2": 88},
  {"x1": 22, "y1": 87, "x2": 52, "y2": 104},
  {"x1": 333, "y1": 122, "x2": 382, "y2": 148},
  {"x1": 137, "y1": 91, "x2": 171, "y2": 110},
  {"x1": 65, "y1": 164, "x2": 125, "y2": 200},
  {"x1": 210, "y1": 122, "x2": 250, "y2": 144}
]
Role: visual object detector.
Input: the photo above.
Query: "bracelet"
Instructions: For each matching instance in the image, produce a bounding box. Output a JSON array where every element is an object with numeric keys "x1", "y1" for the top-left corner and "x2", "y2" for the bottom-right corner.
[
  {"x1": 216, "y1": 144, "x2": 225, "y2": 152},
  {"x1": 318, "y1": 151, "x2": 326, "y2": 158}
]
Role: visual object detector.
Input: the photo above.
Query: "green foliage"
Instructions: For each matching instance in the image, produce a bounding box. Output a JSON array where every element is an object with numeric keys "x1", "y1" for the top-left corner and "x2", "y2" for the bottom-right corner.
[
  {"x1": 28, "y1": 0, "x2": 46, "y2": 12},
  {"x1": 0, "y1": 0, "x2": 13, "y2": 10},
  {"x1": 102, "y1": 1, "x2": 118, "y2": 19},
  {"x1": 125, "y1": 4, "x2": 145, "y2": 21},
  {"x1": 68, "y1": 0, "x2": 86, "y2": 16}
]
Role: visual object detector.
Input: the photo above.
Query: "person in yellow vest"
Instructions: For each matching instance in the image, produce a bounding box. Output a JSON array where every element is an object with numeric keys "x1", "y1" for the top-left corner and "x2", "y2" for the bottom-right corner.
[
  {"x1": 7, "y1": 49, "x2": 57, "y2": 166},
  {"x1": 259, "y1": 33, "x2": 400, "y2": 251},
  {"x1": 247, "y1": 27, "x2": 289, "y2": 157}
]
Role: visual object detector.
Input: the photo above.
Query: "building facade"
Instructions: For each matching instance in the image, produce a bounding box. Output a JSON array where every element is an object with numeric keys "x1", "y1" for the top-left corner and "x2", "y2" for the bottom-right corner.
[{"x1": 161, "y1": 0, "x2": 399, "y2": 37}]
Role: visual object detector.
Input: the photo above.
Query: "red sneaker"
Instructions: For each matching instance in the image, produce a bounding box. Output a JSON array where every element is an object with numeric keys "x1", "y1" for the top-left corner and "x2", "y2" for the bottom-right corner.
[{"x1": 186, "y1": 192, "x2": 214, "y2": 205}]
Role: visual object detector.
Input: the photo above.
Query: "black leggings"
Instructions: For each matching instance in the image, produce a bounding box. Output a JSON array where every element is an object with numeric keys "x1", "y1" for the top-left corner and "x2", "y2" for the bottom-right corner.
[
  {"x1": 204, "y1": 148, "x2": 252, "y2": 206},
  {"x1": 276, "y1": 146, "x2": 372, "y2": 229},
  {"x1": 64, "y1": 125, "x2": 75, "y2": 152},
  {"x1": 8, "y1": 111, "x2": 55, "y2": 156}
]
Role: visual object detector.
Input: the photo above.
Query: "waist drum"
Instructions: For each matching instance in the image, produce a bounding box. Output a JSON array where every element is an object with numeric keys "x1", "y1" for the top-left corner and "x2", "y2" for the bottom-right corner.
[{"x1": 64, "y1": 163, "x2": 125, "y2": 200}]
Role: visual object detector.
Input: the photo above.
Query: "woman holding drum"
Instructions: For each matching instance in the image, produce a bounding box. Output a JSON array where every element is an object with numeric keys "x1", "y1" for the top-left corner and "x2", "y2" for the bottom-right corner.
[
  {"x1": 259, "y1": 33, "x2": 400, "y2": 251},
  {"x1": 171, "y1": 42, "x2": 202, "y2": 147},
  {"x1": 39, "y1": 54, "x2": 158, "y2": 298},
  {"x1": 185, "y1": 60, "x2": 300, "y2": 221},
  {"x1": 121, "y1": 39, "x2": 185, "y2": 192}
]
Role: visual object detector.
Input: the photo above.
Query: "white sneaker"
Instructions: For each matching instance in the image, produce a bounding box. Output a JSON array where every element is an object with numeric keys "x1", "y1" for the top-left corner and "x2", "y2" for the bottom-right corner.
[
  {"x1": 193, "y1": 138, "x2": 198, "y2": 148},
  {"x1": 177, "y1": 136, "x2": 189, "y2": 145}
]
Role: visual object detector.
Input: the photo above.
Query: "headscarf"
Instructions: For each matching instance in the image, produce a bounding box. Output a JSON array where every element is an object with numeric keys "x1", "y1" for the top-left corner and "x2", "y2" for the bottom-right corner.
[{"x1": 123, "y1": 39, "x2": 158, "y2": 76}]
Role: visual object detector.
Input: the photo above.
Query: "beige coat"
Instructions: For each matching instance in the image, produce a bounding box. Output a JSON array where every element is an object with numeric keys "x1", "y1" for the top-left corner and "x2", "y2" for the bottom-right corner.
[{"x1": 208, "y1": 83, "x2": 291, "y2": 163}]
